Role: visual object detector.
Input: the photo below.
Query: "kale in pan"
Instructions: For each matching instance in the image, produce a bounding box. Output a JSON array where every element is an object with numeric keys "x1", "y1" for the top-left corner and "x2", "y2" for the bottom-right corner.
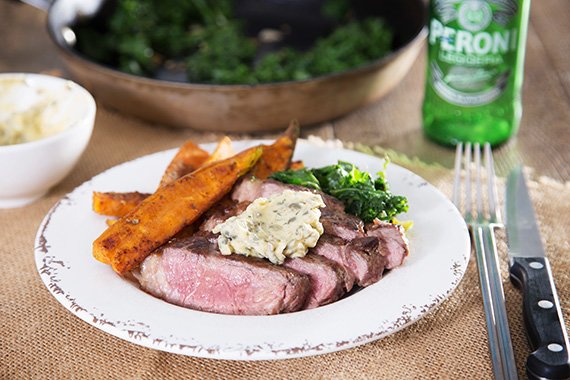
[{"x1": 73, "y1": 0, "x2": 393, "y2": 84}]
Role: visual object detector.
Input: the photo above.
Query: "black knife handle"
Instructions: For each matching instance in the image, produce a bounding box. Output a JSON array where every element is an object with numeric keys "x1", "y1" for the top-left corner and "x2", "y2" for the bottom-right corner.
[{"x1": 510, "y1": 257, "x2": 570, "y2": 380}]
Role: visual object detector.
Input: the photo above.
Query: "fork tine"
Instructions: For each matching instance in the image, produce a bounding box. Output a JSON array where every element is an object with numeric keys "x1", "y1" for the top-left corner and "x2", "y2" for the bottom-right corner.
[
  {"x1": 452, "y1": 143, "x2": 463, "y2": 207},
  {"x1": 464, "y1": 142, "x2": 472, "y2": 218},
  {"x1": 484, "y1": 143, "x2": 500, "y2": 224},
  {"x1": 474, "y1": 143, "x2": 483, "y2": 222}
]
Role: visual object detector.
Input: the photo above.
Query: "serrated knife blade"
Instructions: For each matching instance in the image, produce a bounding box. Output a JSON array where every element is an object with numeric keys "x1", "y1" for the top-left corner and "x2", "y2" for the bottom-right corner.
[{"x1": 506, "y1": 166, "x2": 570, "y2": 380}]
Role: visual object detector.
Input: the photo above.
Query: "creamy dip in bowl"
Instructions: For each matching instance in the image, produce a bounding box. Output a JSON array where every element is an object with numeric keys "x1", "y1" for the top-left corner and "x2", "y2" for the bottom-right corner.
[{"x1": 0, "y1": 73, "x2": 95, "y2": 208}]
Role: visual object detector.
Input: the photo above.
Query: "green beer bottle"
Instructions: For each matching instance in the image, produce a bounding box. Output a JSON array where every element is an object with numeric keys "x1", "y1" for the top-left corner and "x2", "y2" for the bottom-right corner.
[{"x1": 422, "y1": 0, "x2": 531, "y2": 146}]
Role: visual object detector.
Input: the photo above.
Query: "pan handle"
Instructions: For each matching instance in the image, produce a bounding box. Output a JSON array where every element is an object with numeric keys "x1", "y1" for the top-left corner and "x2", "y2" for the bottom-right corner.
[{"x1": 19, "y1": 0, "x2": 53, "y2": 11}]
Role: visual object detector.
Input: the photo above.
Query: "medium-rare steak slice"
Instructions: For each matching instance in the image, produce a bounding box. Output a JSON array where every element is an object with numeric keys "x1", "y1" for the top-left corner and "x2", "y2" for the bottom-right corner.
[
  {"x1": 232, "y1": 178, "x2": 344, "y2": 212},
  {"x1": 311, "y1": 234, "x2": 386, "y2": 288},
  {"x1": 135, "y1": 235, "x2": 310, "y2": 315},
  {"x1": 320, "y1": 207, "x2": 365, "y2": 241},
  {"x1": 365, "y1": 220, "x2": 410, "y2": 269},
  {"x1": 348, "y1": 236, "x2": 386, "y2": 286},
  {"x1": 283, "y1": 255, "x2": 347, "y2": 309},
  {"x1": 232, "y1": 177, "x2": 288, "y2": 204},
  {"x1": 310, "y1": 235, "x2": 355, "y2": 291}
]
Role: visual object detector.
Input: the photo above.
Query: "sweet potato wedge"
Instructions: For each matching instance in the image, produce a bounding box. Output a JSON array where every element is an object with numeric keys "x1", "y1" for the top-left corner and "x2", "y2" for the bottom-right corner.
[
  {"x1": 158, "y1": 140, "x2": 210, "y2": 187},
  {"x1": 92, "y1": 191, "x2": 150, "y2": 218},
  {"x1": 92, "y1": 138, "x2": 231, "y2": 217},
  {"x1": 201, "y1": 136, "x2": 234, "y2": 166},
  {"x1": 290, "y1": 160, "x2": 305, "y2": 170},
  {"x1": 250, "y1": 120, "x2": 300, "y2": 179},
  {"x1": 93, "y1": 146, "x2": 263, "y2": 274}
]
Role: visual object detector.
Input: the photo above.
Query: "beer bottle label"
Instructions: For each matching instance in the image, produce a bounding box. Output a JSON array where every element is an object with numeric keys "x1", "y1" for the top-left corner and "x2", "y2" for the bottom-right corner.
[{"x1": 428, "y1": 0, "x2": 519, "y2": 107}]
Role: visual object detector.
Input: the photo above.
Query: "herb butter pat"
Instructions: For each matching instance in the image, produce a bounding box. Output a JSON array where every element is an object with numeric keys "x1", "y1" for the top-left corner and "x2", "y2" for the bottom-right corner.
[{"x1": 213, "y1": 190, "x2": 325, "y2": 264}]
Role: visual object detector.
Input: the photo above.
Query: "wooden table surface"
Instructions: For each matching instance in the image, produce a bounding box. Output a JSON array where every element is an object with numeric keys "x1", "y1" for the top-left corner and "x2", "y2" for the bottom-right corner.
[{"x1": 1, "y1": 0, "x2": 569, "y2": 182}]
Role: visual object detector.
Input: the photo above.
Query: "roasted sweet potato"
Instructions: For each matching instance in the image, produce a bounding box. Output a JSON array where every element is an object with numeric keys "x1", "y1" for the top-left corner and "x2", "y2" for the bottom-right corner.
[
  {"x1": 290, "y1": 160, "x2": 305, "y2": 170},
  {"x1": 93, "y1": 146, "x2": 263, "y2": 274},
  {"x1": 92, "y1": 191, "x2": 150, "y2": 218},
  {"x1": 201, "y1": 136, "x2": 234, "y2": 166},
  {"x1": 158, "y1": 140, "x2": 210, "y2": 187},
  {"x1": 250, "y1": 120, "x2": 300, "y2": 179},
  {"x1": 92, "y1": 138, "x2": 233, "y2": 217}
]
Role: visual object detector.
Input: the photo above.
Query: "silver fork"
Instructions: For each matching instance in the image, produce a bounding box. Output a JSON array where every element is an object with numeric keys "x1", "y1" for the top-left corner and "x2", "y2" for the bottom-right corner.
[{"x1": 453, "y1": 142, "x2": 518, "y2": 380}]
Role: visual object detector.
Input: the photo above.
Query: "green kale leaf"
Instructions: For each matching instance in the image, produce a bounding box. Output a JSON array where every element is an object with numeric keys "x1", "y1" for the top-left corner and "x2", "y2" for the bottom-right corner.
[
  {"x1": 270, "y1": 160, "x2": 408, "y2": 223},
  {"x1": 269, "y1": 169, "x2": 321, "y2": 190}
]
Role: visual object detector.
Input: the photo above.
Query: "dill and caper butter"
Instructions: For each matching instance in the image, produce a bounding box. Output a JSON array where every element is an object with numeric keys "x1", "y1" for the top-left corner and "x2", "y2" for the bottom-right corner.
[{"x1": 212, "y1": 190, "x2": 325, "y2": 265}]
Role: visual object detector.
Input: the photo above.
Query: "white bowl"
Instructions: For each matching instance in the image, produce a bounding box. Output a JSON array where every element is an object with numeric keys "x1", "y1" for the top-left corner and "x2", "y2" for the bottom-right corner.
[{"x1": 0, "y1": 73, "x2": 95, "y2": 208}]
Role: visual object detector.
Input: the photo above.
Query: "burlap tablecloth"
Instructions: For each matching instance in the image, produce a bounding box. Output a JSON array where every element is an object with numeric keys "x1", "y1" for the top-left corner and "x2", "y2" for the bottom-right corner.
[{"x1": 1, "y1": 108, "x2": 569, "y2": 379}]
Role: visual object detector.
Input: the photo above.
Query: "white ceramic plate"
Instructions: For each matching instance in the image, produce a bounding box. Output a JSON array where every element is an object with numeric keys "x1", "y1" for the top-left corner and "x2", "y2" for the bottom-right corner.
[{"x1": 35, "y1": 140, "x2": 470, "y2": 360}]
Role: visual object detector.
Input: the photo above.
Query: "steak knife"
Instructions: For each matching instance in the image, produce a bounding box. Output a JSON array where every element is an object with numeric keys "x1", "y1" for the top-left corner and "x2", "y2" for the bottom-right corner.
[{"x1": 506, "y1": 166, "x2": 570, "y2": 380}]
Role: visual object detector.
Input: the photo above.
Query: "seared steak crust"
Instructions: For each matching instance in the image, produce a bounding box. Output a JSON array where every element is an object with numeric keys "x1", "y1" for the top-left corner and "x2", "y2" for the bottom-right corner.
[
  {"x1": 284, "y1": 255, "x2": 348, "y2": 309},
  {"x1": 311, "y1": 234, "x2": 386, "y2": 288},
  {"x1": 365, "y1": 220, "x2": 409, "y2": 269},
  {"x1": 320, "y1": 207, "x2": 365, "y2": 241},
  {"x1": 347, "y1": 236, "x2": 386, "y2": 286},
  {"x1": 310, "y1": 235, "x2": 355, "y2": 291}
]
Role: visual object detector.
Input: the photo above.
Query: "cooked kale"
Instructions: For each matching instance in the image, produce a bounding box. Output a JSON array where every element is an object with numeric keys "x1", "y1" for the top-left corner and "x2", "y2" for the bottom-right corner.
[
  {"x1": 270, "y1": 161, "x2": 408, "y2": 223},
  {"x1": 186, "y1": 21, "x2": 257, "y2": 84},
  {"x1": 73, "y1": 0, "x2": 393, "y2": 84},
  {"x1": 270, "y1": 169, "x2": 321, "y2": 190}
]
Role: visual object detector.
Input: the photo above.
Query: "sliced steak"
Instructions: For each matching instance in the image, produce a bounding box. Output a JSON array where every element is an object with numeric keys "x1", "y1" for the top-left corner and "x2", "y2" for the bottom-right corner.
[
  {"x1": 231, "y1": 176, "x2": 265, "y2": 202},
  {"x1": 135, "y1": 235, "x2": 310, "y2": 315},
  {"x1": 232, "y1": 178, "x2": 344, "y2": 211},
  {"x1": 311, "y1": 234, "x2": 386, "y2": 288},
  {"x1": 310, "y1": 235, "x2": 355, "y2": 291},
  {"x1": 348, "y1": 236, "x2": 386, "y2": 286},
  {"x1": 283, "y1": 255, "x2": 347, "y2": 309},
  {"x1": 320, "y1": 207, "x2": 365, "y2": 241},
  {"x1": 365, "y1": 220, "x2": 410, "y2": 269},
  {"x1": 232, "y1": 177, "x2": 290, "y2": 203},
  {"x1": 200, "y1": 197, "x2": 250, "y2": 232}
]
